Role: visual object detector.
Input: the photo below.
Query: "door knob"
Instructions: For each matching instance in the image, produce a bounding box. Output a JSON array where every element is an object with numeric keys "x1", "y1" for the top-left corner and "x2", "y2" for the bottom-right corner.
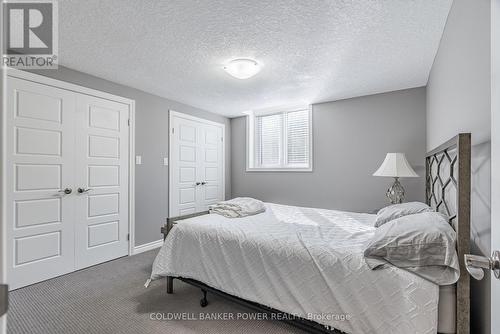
[
  {"x1": 77, "y1": 187, "x2": 93, "y2": 194},
  {"x1": 58, "y1": 188, "x2": 72, "y2": 195},
  {"x1": 464, "y1": 251, "x2": 500, "y2": 280}
]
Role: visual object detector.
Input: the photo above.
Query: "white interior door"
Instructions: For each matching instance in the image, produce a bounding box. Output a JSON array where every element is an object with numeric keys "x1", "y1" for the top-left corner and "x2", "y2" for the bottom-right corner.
[
  {"x1": 169, "y1": 112, "x2": 224, "y2": 217},
  {"x1": 170, "y1": 116, "x2": 199, "y2": 216},
  {"x1": 74, "y1": 94, "x2": 129, "y2": 269},
  {"x1": 198, "y1": 123, "x2": 224, "y2": 209},
  {"x1": 6, "y1": 77, "x2": 76, "y2": 290},
  {"x1": 5, "y1": 73, "x2": 133, "y2": 290},
  {"x1": 0, "y1": 3, "x2": 5, "y2": 330},
  {"x1": 492, "y1": 0, "x2": 500, "y2": 330}
]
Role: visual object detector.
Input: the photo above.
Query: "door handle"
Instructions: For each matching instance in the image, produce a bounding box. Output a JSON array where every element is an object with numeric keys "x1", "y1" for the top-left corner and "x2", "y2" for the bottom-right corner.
[
  {"x1": 195, "y1": 182, "x2": 201, "y2": 186},
  {"x1": 58, "y1": 188, "x2": 72, "y2": 195},
  {"x1": 201, "y1": 181, "x2": 207, "y2": 185},
  {"x1": 464, "y1": 250, "x2": 500, "y2": 280},
  {"x1": 77, "y1": 187, "x2": 93, "y2": 194}
]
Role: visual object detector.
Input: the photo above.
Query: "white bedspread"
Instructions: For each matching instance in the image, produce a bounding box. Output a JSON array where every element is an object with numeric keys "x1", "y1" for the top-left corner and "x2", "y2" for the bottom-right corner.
[{"x1": 150, "y1": 203, "x2": 439, "y2": 334}]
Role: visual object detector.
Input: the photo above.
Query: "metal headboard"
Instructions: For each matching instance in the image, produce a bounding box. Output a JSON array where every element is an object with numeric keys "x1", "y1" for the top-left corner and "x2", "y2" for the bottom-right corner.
[{"x1": 425, "y1": 133, "x2": 470, "y2": 334}]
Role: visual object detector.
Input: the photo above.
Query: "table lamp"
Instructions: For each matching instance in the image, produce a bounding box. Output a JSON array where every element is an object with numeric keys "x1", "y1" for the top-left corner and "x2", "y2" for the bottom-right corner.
[{"x1": 373, "y1": 153, "x2": 418, "y2": 204}]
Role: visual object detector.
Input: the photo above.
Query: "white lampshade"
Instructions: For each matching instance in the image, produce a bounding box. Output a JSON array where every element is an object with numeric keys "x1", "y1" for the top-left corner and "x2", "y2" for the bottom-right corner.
[{"x1": 373, "y1": 153, "x2": 418, "y2": 178}]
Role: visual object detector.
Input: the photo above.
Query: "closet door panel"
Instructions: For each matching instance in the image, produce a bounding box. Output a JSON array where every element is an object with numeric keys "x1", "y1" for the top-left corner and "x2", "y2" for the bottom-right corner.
[
  {"x1": 170, "y1": 114, "x2": 224, "y2": 216},
  {"x1": 74, "y1": 94, "x2": 129, "y2": 270},
  {"x1": 6, "y1": 77, "x2": 76, "y2": 290},
  {"x1": 198, "y1": 124, "x2": 224, "y2": 211},
  {"x1": 170, "y1": 116, "x2": 201, "y2": 216}
]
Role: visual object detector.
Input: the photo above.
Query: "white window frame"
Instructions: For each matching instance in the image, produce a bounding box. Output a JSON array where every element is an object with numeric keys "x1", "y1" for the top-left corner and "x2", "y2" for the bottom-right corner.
[{"x1": 246, "y1": 106, "x2": 313, "y2": 172}]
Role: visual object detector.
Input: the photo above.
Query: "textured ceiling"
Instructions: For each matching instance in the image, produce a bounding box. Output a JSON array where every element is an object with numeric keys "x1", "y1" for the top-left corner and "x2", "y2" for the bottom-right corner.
[{"x1": 58, "y1": 0, "x2": 452, "y2": 117}]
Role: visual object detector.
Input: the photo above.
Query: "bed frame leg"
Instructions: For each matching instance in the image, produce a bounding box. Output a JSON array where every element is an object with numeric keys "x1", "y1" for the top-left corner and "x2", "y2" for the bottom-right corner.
[
  {"x1": 200, "y1": 289, "x2": 208, "y2": 307},
  {"x1": 166, "y1": 276, "x2": 173, "y2": 294}
]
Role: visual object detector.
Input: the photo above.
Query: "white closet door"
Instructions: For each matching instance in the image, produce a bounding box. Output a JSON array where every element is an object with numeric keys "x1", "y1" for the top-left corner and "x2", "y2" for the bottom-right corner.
[
  {"x1": 170, "y1": 113, "x2": 224, "y2": 216},
  {"x1": 6, "y1": 77, "x2": 76, "y2": 290},
  {"x1": 198, "y1": 123, "x2": 224, "y2": 210},
  {"x1": 74, "y1": 94, "x2": 130, "y2": 269},
  {"x1": 171, "y1": 116, "x2": 201, "y2": 216}
]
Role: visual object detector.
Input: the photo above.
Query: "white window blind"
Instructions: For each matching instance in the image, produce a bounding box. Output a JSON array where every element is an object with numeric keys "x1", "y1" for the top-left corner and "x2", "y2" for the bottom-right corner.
[
  {"x1": 256, "y1": 113, "x2": 282, "y2": 166},
  {"x1": 250, "y1": 108, "x2": 311, "y2": 171},
  {"x1": 286, "y1": 110, "x2": 309, "y2": 166}
]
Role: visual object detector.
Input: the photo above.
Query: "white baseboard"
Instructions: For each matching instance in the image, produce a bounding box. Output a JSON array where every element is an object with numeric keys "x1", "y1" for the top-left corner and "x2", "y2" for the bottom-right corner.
[{"x1": 132, "y1": 239, "x2": 163, "y2": 255}]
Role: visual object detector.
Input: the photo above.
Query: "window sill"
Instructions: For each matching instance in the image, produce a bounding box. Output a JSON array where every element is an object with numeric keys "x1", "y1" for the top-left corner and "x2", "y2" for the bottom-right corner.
[{"x1": 245, "y1": 167, "x2": 313, "y2": 172}]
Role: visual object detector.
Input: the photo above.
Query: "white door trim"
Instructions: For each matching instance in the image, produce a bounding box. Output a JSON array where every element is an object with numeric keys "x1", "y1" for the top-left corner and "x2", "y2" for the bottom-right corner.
[
  {"x1": 2, "y1": 69, "x2": 136, "y2": 257},
  {"x1": 6, "y1": 68, "x2": 134, "y2": 105},
  {"x1": 491, "y1": 0, "x2": 500, "y2": 331},
  {"x1": 168, "y1": 110, "x2": 226, "y2": 217},
  {"x1": 0, "y1": 1, "x2": 6, "y2": 327},
  {"x1": 132, "y1": 239, "x2": 163, "y2": 255}
]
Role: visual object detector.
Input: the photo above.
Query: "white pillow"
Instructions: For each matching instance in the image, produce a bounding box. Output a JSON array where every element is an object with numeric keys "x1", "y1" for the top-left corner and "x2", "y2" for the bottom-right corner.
[
  {"x1": 364, "y1": 211, "x2": 459, "y2": 285},
  {"x1": 374, "y1": 201, "x2": 432, "y2": 228}
]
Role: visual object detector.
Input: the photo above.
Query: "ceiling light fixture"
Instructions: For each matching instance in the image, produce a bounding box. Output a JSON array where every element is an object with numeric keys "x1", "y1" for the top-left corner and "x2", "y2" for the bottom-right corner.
[{"x1": 223, "y1": 58, "x2": 261, "y2": 79}]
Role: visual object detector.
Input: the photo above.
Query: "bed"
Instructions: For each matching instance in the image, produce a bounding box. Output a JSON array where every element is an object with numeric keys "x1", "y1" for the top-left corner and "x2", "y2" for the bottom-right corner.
[{"x1": 150, "y1": 133, "x2": 471, "y2": 334}]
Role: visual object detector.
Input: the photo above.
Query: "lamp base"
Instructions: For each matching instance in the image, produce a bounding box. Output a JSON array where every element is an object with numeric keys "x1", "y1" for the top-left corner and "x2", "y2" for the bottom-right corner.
[{"x1": 386, "y1": 177, "x2": 405, "y2": 204}]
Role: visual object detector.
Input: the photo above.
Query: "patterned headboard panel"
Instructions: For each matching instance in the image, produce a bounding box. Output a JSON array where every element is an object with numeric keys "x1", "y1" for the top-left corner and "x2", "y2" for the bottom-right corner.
[
  {"x1": 425, "y1": 133, "x2": 471, "y2": 334},
  {"x1": 426, "y1": 146, "x2": 459, "y2": 225}
]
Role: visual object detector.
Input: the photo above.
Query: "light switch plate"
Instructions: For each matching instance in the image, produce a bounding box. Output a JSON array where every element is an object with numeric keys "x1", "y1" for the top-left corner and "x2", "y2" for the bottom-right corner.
[
  {"x1": 136, "y1": 156, "x2": 142, "y2": 165},
  {"x1": 163, "y1": 157, "x2": 169, "y2": 166}
]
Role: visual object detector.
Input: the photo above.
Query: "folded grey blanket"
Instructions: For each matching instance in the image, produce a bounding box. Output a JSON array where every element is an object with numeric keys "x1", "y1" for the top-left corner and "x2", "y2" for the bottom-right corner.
[{"x1": 209, "y1": 197, "x2": 265, "y2": 218}]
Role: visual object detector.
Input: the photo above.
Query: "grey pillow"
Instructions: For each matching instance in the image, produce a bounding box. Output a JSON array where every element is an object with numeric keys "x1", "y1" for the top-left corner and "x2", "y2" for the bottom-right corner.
[
  {"x1": 364, "y1": 212, "x2": 459, "y2": 285},
  {"x1": 374, "y1": 201, "x2": 432, "y2": 227}
]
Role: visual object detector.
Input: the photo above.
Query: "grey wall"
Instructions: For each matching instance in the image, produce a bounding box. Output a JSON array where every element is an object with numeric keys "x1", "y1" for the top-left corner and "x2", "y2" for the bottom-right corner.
[
  {"x1": 426, "y1": 0, "x2": 491, "y2": 333},
  {"x1": 231, "y1": 87, "x2": 427, "y2": 213},
  {"x1": 29, "y1": 66, "x2": 231, "y2": 247}
]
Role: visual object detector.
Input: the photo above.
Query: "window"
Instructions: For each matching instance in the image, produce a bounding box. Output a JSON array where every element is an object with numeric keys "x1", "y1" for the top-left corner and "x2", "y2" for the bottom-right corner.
[{"x1": 247, "y1": 108, "x2": 312, "y2": 171}]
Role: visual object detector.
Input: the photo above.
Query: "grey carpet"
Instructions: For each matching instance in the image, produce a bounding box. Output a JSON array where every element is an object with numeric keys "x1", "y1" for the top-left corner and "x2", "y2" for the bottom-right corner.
[{"x1": 8, "y1": 250, "x2": 303, "y2": 334}]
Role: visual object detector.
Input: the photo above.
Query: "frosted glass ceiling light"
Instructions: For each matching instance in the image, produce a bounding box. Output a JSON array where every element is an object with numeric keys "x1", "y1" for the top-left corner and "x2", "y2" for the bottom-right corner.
[{"x1": 224, "y1": 58, "x2": 261, "y2": 79}]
